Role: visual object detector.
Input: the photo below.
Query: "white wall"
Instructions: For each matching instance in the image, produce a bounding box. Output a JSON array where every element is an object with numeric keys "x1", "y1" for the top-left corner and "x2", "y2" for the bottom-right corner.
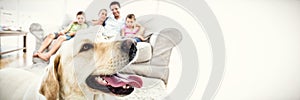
[
  {"x1": 0, "y1": 0, "x2": 93, "y2": 33},
  {"x1": 204, "y1": 0, "x2": 300, "y2": 99},
  {"x1": 0, "y1": 0, "x2": 66, "y2": 32}
]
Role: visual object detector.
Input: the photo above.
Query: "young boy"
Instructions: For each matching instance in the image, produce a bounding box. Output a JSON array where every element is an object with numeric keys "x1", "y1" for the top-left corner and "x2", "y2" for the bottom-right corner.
[{"x1": 34, "y1": 11, "x2": 88, "y2": 61}]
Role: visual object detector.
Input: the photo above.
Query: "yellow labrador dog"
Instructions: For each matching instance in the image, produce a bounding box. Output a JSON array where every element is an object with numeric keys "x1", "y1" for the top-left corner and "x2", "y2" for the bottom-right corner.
[{"x1": 0, "y1": 26, "x2": 143, "y2": 100}]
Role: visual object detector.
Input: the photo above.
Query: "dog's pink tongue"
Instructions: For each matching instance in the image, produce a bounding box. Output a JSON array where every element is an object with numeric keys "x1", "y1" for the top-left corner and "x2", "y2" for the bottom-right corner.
[{"x1": 103, "y1": 73, "x2": 143, "y2": 88}]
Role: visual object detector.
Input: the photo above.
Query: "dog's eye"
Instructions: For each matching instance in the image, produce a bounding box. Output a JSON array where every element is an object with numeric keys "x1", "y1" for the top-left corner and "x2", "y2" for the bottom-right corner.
[{"x1": 80, "y1": 43, "x2": 94, "y2": 52}]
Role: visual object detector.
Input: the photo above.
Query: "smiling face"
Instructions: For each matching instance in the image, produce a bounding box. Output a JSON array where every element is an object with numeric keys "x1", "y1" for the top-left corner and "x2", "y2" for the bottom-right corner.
[
  {"x1": 110, "y1": 4, "x2": 121, "y2": 19},
  {"x1": 98, "y1": 10, "x2": 107, "y2": 22},
  {"x1": 76, "y1": 15, "x2": 86, "y2": 25}
]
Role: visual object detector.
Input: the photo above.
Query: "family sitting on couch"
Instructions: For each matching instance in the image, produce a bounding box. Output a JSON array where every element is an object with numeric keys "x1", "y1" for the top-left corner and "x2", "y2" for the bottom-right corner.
[{"x1": 34, "y1": 1, "x2": 146, "y2": 61}]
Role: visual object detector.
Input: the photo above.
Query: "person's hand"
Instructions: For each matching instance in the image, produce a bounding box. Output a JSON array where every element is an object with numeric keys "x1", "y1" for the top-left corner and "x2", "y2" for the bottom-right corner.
[
  {"x1": 72, "y1": 20, "x2": 78, "y2": 24},
  {"x1": 92, "y1": 20, "x2": 99, "y2": 25},
  {"x1": 126, "y1": 36, "x2": 132, "y2": 38},
  {"x1": 126, "y1": 34, "x2": 135, "y2": 38},
  {"x1": 58, "y1": 31, "x2": 65, "y2": 35}
]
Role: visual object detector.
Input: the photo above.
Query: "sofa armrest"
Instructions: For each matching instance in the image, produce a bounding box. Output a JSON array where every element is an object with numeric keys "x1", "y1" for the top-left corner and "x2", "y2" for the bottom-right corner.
[
  {"x1": 149, "y1": 28, "x2": 182, "y2": 66},
  {"x1": 29, "y1": 23, "x2": 45, "y2": 50},
  {"x1": 122, "y1": 28, "x2": 182, "y2": 84}
]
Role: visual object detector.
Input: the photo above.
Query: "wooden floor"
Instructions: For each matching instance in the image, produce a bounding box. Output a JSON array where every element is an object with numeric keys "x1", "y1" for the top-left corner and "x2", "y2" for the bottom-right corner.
[
  {"x1": 0, "y1": 51, "x2": 33, "y2": 69},
  {"x1": 1, "y1": 33, "x2": 36, "y2": 69}
]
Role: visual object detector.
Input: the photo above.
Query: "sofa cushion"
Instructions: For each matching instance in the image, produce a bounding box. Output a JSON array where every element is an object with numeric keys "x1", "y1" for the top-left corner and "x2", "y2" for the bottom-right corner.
[{"x1": 134, "y1": 42, "x2": 152, "y2": 63}]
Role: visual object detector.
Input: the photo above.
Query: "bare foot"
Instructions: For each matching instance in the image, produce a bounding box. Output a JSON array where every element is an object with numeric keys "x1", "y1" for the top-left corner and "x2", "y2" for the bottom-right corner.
[
  {"x1": 37, "y1": 53, "x2": 51, "y2": 61},
  {"x1": 33, "y1": 52, "x2": 40, "y2": 57}
]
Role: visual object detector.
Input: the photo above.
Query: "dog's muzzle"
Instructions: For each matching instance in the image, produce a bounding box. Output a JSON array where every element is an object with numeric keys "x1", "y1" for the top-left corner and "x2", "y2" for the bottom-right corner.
[{"x1": 85, "y1": 39, "x2": 142, "y2": 96}]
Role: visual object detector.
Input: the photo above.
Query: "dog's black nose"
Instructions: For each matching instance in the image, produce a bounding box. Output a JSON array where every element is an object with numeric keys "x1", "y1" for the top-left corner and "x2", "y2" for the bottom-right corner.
[
  {"x1": 121, "y1": 39, "x2": 137, "y2": 61},
  {"x1": 121, "y1": 39, "x2": 135, "y2": 52}
]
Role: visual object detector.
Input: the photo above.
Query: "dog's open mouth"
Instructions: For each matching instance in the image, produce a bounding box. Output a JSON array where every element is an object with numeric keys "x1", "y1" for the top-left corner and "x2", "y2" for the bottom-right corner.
[
  {"x1": 86, "y1": 73, "x2": 142, "y2": 95},
  {"x1": 85, "y1": 39, "x2": 141, "y2": 96}
]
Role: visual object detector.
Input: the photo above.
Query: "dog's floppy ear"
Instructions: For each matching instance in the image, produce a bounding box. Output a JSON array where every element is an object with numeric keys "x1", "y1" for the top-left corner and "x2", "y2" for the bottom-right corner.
[{"x1": 39, "y1": 55, "x2": 61, "y2": 99}]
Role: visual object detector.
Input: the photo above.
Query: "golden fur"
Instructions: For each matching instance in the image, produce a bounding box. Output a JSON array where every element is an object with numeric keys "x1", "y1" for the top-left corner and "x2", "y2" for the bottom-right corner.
[{"x1": 0, "y1": 26, "x2": 138, "y2": 100}]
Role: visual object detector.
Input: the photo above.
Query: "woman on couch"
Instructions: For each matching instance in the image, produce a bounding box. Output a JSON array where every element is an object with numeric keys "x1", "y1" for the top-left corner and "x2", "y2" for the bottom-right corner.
[{"x1": 92, "y1": 9, "x2": 107, "y2": 26}]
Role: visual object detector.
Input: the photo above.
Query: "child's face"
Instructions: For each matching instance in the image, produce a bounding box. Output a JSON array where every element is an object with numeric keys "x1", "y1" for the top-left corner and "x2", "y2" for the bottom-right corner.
[
  {"x1": 98, "y1": 10, "x2": 107, "y2": 22},
  {"x1": 76, "y1": 15, "x2": 86, "y2": 24},
  {"x1": 125, "y1": 18, "x2": 135, "y2": 28}
]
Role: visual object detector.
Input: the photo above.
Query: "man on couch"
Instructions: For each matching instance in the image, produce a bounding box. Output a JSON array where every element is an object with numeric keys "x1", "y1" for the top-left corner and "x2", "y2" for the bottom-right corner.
[{"x1": 104, "y1": 1, "x2": 145, "y2": 38}]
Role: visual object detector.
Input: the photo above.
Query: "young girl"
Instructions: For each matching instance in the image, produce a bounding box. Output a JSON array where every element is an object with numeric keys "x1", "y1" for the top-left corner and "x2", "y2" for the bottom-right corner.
[
  {"x1": 34, "y1": 11, "x2": 88, "y2": 61},
  {"x1": 121, "y1": 14, "x2": 145, "y2": 42}
]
